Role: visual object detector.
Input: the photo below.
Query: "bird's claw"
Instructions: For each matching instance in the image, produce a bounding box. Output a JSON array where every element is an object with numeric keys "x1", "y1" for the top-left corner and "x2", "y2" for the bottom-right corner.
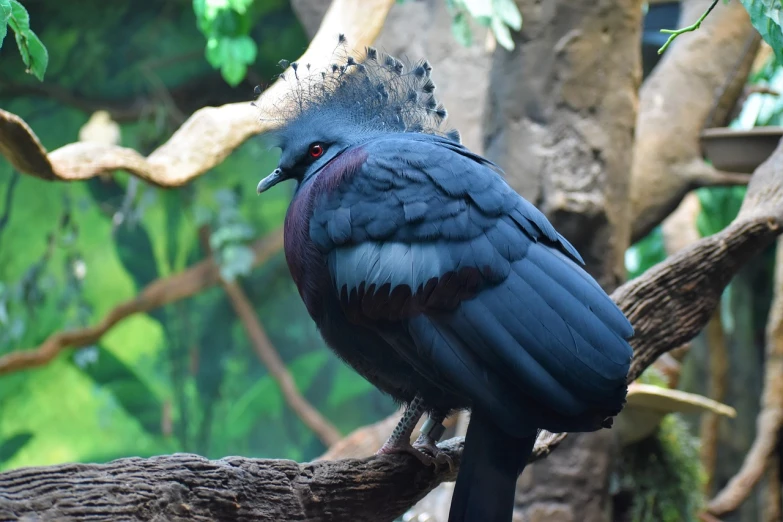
[
  {"x1": 376, "y1": 440, "x2": 436, "y2": 467},
  {"x1": 413, "y1": 433, "x2": 455, "y2": 472}
]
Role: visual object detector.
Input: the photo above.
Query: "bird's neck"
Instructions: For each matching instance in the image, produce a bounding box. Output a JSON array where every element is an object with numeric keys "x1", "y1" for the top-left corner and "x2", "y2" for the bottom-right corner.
[{"x1": 283, "y1": 180, "x2": 328, "y2": 319}]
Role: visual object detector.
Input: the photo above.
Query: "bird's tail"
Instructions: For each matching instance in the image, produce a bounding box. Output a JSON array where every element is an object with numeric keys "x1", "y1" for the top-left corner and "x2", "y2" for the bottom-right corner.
[{"x1": 448, "y1": 410, "x2": 536, "y2": 522}]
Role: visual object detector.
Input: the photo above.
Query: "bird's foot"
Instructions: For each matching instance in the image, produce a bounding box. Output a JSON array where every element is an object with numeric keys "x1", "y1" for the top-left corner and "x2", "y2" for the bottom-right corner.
[
  {"x1": 376, "y1": 439, "x2": 436, "y2": 467},
  {"x1": 412, "y1": 432, "x2": 455, "y2": 472}
]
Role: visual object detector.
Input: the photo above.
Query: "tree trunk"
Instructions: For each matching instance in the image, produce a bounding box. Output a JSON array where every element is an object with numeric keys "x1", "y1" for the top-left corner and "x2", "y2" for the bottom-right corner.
[{"x1": 483, "y1": 0, "x2": 642, "y2": 519}]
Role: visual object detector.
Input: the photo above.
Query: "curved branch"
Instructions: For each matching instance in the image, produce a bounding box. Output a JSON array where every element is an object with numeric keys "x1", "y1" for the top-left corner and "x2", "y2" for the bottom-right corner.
[
  {"x1": 0, "y1": 229, "x2": 284, "y2": 376},
  {"x1": 221, "y1": 278, "x2": 343, "y2": 447},
  {"x1": 0, "y1": 0, "x2": 396, "y2": 187}
]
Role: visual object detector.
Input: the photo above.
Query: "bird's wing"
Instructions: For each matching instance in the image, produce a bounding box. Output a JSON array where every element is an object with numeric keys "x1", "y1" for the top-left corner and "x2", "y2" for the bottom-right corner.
[{"x1": 310, "y1": 135, "x2": 634, "y2": 431}]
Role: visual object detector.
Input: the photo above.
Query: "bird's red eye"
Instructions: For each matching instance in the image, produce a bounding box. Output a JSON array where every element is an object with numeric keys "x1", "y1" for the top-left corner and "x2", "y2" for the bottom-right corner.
[{"x1": 309, "y1": 144, "x2": 324, "y2": 158}]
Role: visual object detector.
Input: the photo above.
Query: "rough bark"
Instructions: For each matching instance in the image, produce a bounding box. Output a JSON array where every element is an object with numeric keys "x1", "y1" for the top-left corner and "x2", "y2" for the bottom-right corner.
[
  {"x1": 619, "y1": 217, "x2": 778, "y2": 383},
  {"x1": 484, "y1": 0, "x2": 641, "y2": 290},
  {"x1": 0, "y1": 445, "x2": 464, "y2": 522},
  {"x1": 483, "y1": 0, "x2": 642, "y2": 519},
  {"x1": 630, "y1": 0, "x2": 760, "y2": 243}
]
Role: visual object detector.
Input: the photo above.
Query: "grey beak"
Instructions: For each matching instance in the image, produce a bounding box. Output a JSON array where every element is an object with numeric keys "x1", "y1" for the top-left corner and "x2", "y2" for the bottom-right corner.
[{"x1": 257, "y1": 168, "x2": 284, "y2": 194}]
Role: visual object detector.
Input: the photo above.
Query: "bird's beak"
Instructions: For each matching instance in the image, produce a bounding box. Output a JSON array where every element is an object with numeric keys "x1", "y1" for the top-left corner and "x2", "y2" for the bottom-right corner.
[{"x1": 257, "y1": 168, "x2": 284, "y2": 194}]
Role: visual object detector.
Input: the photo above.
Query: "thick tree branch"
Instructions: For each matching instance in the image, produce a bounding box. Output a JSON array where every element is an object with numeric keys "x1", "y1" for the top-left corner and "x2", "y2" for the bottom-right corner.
[
  {"x1": 525, "y1": 136, "x2": 783, "y2": 460},
  {"x1": 706, "y1": 235, "x2": 783, "y2": 516},
  {"x1": 630, "y1": 0, "x2": 760, "y2": 243},
  {"x1": 221, "y1": 277, "x2": 342, "y2": 447},
  {"x1": 0, "y1": 229, "x2": 284, "y2": 376},
  {"x1": 0, "y1": 0, "x2": 395, "y2": 187},
  {"x1": 0, "y1": 434, "x2": 575, "y2": 521}
]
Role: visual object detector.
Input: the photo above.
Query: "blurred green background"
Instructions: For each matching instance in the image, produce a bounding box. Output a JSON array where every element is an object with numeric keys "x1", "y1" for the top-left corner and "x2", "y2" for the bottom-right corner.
[
  {"x1": 0, "y1": 0, "x2": 395, "y2": 471},
  {"x1": 0, "y1": 2, "x2": 782, "y2": 520}
]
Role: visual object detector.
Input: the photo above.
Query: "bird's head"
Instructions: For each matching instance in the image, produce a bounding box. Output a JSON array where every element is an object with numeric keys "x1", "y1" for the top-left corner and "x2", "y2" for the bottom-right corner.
[{"x1": 256, "y1": 37, "x2": 460, "y2": 194}]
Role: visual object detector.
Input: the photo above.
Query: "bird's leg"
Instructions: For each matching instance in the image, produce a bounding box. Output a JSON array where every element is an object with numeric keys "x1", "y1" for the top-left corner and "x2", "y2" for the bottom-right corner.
[
  {"x1": 412, "y1": 409, "x2": 455, "y2": 472},
  {"x1": 376, "y1": 395, "x2": 435, "y2": 466}
]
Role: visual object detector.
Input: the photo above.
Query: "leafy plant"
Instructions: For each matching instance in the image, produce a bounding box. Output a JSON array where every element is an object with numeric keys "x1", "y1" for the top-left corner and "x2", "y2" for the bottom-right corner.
[
  {"x1": 445, "y1": 0, "x2": 522, "y2": 50},
  {"x1": 695, "y1": 186, "x2": 746, "y2": 238},
  {"x1": 72, "y1": 346, "x2": 164, "y2": 436},
  {"x1": 742, "y1": 0, "x2": 783, "y2": 64},
  {"x1": 618, "y1": 415, "x2": 706, "y2": 522},
  {"x1": 626, "y1": 226, "x2": 668, "y2": 280},
  {"x1": 0, "y1": 432, "x2": 33, "y2": 466},
  {"x1": 197, "y1": 188, "x2": 257, "y2": 281},
  {"x1": 193, "y1": 0, "x2": 290, "y2": 86},
  {"x1": 0, "y1": 0, "x2": 48, "y2": 80}
]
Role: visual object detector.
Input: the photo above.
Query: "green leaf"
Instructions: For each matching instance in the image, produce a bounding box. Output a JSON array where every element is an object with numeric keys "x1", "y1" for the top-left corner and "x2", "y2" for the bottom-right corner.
[
  {"x1": 205, "y1": 35, "x2": 256, "y2": 86},
  {"x1": 462, "y1": 0, "x2": 493, "y2": 18},
  {"x1": 7, "y1": 0, "x2": 27, "y2": 28},
  {"x1": 20, "y1": 26, "x2": 46, "y2": 80},
  {"x1": 0, "y1": 432, "x2": 33, "y2": 464},
  {"x1": 493, "y1": 0, "x2": 522, "y2": 30},
  {"x1": 451, "y1": 12, "x2": 473, "y2": 47},
  {"x1": 73, "y1": 346, "x2": 163, "y2": 435},
  {"x1": 228, "y1": 0, "x2": 254, "y2": 14},
  {"x1": 327, "y1": 363, "x2": 373, "y2": 408},
  {"x1": 6, "y1": 0, "x2": 48, "y2": 80},
  {"x1": 741, "y1": 0, "x2": 783, "y2": 64},
  {"x1": 0, "y1": 0, "x2": 10, "y2": 50},
  {"x1": 290, "y1": 350, "x2": 329, "y2": 392},
  {"x1": 218, "y1": 244, "x2": 255, "y2": 281},
  {"x1": 491, "y1": 14, "x2": 515, "y2": 50}
]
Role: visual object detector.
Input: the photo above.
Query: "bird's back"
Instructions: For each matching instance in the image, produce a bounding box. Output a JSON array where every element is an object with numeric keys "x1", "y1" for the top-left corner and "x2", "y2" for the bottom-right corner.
[{"x1": 294, "y1": 133, "x2": 633, "y2": 435}]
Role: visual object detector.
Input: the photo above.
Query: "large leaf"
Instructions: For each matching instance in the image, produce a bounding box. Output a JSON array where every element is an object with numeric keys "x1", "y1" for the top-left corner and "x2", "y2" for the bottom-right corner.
[
  {"x1": 6, "y1": 0, "x2": 48, "y2": 80},
  {"x1": 0, "y1": 0, "x2": 10, "y2": 49},
  {"x1": 223, "y1": 350, "x2": 329, "y2": 442},
  {"x1": 741, "y1": 0, "x2": 783, "y2": 63},
  {"x1": 72, "y1": 346, "x2": 163, "y2": 436},
  {"x1": 0, "y1": 432, "x2": 33, "y2": 464}
]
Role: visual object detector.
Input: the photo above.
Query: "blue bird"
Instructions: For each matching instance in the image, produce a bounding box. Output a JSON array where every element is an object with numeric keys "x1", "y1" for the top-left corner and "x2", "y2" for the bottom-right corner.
[{"x1": 256, "y1": 40, "x2": 634, "y2": 522}]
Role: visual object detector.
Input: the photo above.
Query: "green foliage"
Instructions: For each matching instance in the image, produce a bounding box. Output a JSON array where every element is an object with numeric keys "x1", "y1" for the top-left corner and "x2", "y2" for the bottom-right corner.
[
  {"x1": 73, "y1": 346, "x2": 164, "y2": 436},
  {"x1": 0, "y1": 0, "x2": 48, "y2": 80},
  {"x1": 197, "y1": 188, "x2": 257, "y2": 281},
  {"x1": 0, "y1": 432, "x2": 33, "y2": 466},
  {"x1": 625, "y1": 226, "x2": 668, "y2": 280},
  {"x1": 618, "y1": 415, "x2": 707, "y2": 522},
  {"x1": 741, "y1": 0, "x2": 783, "y2": 64},
  {"x1": 445, "y1": 0, "x2": 522, "y2": 50},
  {"x1": 695, "y1": 186, "x2": 746, "y2": 238},
  {"x1": 636, "y1": 366, "x2": 669, "y2": 388},
  {"x1": 193, "y1": 0, "x2": 285, "y2": 86},
  {"x1": 0, "y1": 1, "x2": 391, "y2": 473}
]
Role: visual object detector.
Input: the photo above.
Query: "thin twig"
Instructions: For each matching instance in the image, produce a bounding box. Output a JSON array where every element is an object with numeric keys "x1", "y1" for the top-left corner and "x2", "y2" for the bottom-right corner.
[{"x1": 658, "y1": 0, "x2": 720, "y2": 54}]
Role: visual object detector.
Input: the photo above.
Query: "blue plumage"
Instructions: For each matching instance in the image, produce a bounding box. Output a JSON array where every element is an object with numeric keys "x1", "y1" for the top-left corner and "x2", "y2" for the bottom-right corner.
[{"x1": 256, "y1": 42, "x2": 633, "y2": 522}]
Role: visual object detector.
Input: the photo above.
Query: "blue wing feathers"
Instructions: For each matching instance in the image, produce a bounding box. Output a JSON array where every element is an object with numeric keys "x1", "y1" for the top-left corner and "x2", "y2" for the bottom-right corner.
[{"x1": 312, "y1": 133, "x2": 633, "y2": 432}]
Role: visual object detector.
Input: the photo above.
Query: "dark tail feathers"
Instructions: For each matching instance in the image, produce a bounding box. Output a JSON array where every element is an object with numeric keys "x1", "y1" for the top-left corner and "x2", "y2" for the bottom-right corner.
[{"x1": 448, "y1": 410, "x2": 536, "y2": 522}]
